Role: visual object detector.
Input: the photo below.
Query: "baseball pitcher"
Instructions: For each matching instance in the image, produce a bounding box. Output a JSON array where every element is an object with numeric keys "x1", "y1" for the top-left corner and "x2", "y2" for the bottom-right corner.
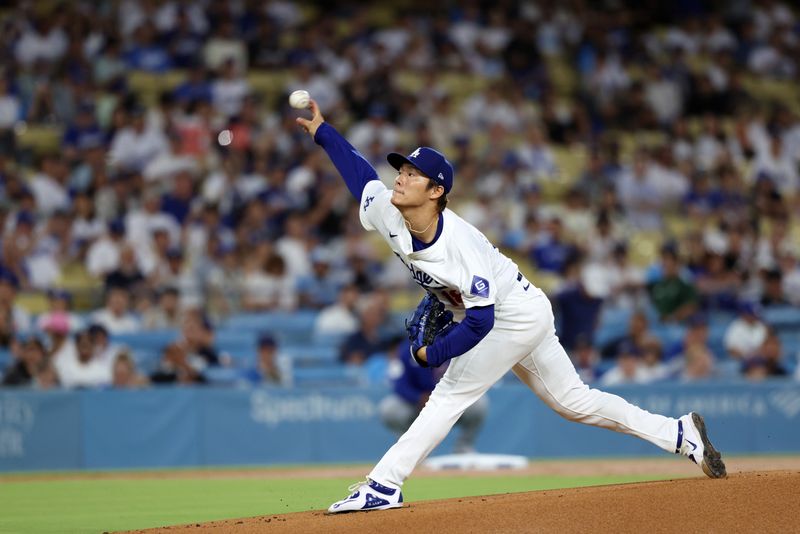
[{"x1": 295, "y1": 100, "x2": 726, "y2": 514}]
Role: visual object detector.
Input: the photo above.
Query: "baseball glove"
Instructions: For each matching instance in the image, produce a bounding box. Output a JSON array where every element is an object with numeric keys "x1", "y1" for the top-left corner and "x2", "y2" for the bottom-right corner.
[{"x1": 406, "y1": 292, "x2": 458, "y2": 367}]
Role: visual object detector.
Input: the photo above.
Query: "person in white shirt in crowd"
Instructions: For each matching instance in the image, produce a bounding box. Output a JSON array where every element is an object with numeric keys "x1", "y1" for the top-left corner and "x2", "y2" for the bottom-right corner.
[
  {"x1": 54, "y1": 329, "x2": 114, "y2": 389},
  {"x1": 750, "y1": 136, "x2": 798, "y2": 197},
  {"x1": 108, "y1": 105, "x2": 167, "y2": 172},
  {"x1": 615, "y1": 150, "x2": 663, "y2": 230},
  {"x1": 70, "y1": 190, "x2": 105, "y2": 245},
  {"x1": 90, "y1": 286, "x2": 141, "y2": 334},
  {"x1": 125, "y1": 188, "x2": 181, "y2": 252},
  {"x1": 203, "y1": 19, "x2": 247, "y2": 74},
  {"x1": 28, "y1": 154, "x2": 70, "y2": 216},
  {"x1": 723, "y1": 302, "x2": 769, "y2": 360},
  {"x1": 240, "y1": 241, "x2": 297, "y2": 312},
  {"x1": 348, "y1": 103, "x2": 400, "y2": 155},
  {"x1": 142, "y1": 132, "x2": 199, "y2": 184},
  {"x1": 515, "y1": 124, "x2": 558, "y2": 181},
  {"x1": 285, "y1": 59, "x2": 342, "y2": 113},
  {"x1": 275, "y1": 213, "x2": 313, "y2": 283},
  {"x1": 313, "y1": 283, "x2": 362, "y2": 343},
  {"x1": 599, "y1": 341, "x2": 654, "y2": 386},
  {"x1": 142, "y1": 287, "x2": 183, "y2": 330},
  {"x1": 211, "y1": 58, "x2": 250, "y2": 118},
  {"x1": 0, "y1": 77, "x2": 21, "y2": 133},
  {"x1": 85, "y1": 219, "x2": 128, "y2": 279},
  {"x1": 14, "y1": 15, "x2": 68, "y2": 66},
  {"x1": 462, "y1": 84, "x2": 521, "y2": 132},
  {"x1": 87, "y1": 323, "x2": 121, "y2": 367}
]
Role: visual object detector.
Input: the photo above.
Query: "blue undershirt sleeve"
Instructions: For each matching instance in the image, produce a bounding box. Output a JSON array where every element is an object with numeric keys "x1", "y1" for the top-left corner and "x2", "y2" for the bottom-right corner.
[
  {"x1": 424, "y1": 305, "x2": 495, "y2": 368},
  {"x1": 313, "y1": 122, "x2": 379, "y2": 201}
]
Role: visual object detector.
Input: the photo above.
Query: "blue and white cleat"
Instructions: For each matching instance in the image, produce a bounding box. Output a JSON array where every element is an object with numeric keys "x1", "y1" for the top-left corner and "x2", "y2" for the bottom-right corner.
[
  {"x1": 677, "y1": 412, "x2": 727, "y2": 479},
  {"x1": 327, "y1": 478, "x2": 403, "y2": 513}
]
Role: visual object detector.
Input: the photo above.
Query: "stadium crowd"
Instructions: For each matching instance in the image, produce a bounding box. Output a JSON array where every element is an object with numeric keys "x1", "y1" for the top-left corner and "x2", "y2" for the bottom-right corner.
[{"x1": 1, "y1": 0, "x2": 800, "y2": 390}]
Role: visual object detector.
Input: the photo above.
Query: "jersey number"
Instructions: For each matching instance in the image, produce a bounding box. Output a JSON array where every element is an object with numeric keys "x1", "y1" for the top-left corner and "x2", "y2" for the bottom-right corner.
[{"x1": 440, "y1": 289, "x2": 463, "y2": 306}]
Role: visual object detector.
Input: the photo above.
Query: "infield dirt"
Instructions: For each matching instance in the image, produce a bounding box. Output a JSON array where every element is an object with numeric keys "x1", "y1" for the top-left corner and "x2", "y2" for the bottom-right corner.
[{"x1": 134, "y1": 469, "x2": 800, "y2": 533}]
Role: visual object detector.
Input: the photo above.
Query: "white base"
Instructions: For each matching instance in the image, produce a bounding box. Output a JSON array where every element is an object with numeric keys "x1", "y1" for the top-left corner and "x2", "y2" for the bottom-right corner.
[{"x1": 423, "y1": 452, "x2": 529, "y2": 471}]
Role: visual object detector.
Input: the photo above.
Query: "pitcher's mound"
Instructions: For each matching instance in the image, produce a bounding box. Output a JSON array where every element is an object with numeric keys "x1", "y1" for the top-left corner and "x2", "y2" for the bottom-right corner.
[{"x1": 142, "y1": 471, "x2": 800, "y2": 533}]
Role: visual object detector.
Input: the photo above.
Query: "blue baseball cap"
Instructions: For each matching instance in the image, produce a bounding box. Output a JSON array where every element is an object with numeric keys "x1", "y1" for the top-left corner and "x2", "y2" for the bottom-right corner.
[{"x1": 387, "y1": 147, "x2": 454, "y2": 194}]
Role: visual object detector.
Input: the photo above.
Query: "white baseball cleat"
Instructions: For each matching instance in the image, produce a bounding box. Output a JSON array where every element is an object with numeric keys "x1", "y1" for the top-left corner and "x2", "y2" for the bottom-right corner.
[
  {"x1": 677, "y1": 412, "x2": 727, "y2": 479},
  {"x1": 327, "y1": 478, "x2": 403, "y2": 513}
]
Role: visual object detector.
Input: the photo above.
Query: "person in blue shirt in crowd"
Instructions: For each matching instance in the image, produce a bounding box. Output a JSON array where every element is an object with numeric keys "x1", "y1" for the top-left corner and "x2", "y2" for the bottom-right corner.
[
  {"x1": 240, "y1": 333, "x2": 286, "y2": 386},
  {"x1": 380, "y1": 339, "x2": 487, "y2": 455}
]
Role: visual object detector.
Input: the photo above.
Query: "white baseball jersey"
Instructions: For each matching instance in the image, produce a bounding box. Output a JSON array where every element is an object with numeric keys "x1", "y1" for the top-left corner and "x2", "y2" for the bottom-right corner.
[
  {"x1": 358, "y1": 180, "x2": 683, "y2": 489},
  {"x1": 359, "y1": 180, "x2": 538, "y2": 325}
]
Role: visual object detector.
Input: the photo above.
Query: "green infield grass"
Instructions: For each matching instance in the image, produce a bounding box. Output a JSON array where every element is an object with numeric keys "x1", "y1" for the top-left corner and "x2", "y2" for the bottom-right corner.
[{"x1": 0, "y1": 470, "x2": 682, "y2": 533}]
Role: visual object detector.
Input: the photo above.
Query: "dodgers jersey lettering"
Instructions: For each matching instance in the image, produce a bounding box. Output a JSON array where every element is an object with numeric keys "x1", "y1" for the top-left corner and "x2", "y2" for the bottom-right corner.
[{"x1": 358, "y1": 180, "x2": 522, "y2": 320}]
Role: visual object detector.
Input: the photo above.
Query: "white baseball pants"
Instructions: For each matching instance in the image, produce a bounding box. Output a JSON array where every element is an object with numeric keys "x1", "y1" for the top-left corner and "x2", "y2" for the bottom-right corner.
[{"x1": 369, "y1": 286, "x2": 679, "y2": 488}]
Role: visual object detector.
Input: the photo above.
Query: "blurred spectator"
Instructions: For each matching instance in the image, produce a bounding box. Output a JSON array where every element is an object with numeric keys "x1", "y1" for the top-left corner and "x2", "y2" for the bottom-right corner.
[
  {"x1": 743, "y1": 330, "x2": 789, "y2": 379},
  {"x1": 211, "y1": 58, "x2": 250, "y2": 118},
  {"x1": 54, "y1": 329, "x2": 114, "y2": 389},
  {"x1": 0, "y1": 267, "x2": 31, "y2": 335},
  {"x1": 203, "y1": 19, "x2": 247, "y2": 73},
  {"x1": 241, "y1": 248, "x2": 296, "y2": 311},
  {"x1": 86, "y1": 219, "x2": 128, "y2": 278},
  {"x1": 571, "y1": 334, "x2": 600, "y2": 383},
  {"x1": 142, "y1": 287, "x2": 183, "y2": 330},
  {"x1": 554, "y1": 260, "x2": 604, "y2": 351},
  {"x1": 723, "y1": 302, "x2": 768, "y2": 360},
  {"x1": 105, "y1": 244, "x2": 147, "y2": 293},
  {"x1": 530, "y1": 217, "x2": 576, "y2": 274},
  {"x1": 150, "y1": 342, "x2": 205, "y2": 384},
  {"x1": 111, "y1": 350, "x2": 149, "y2": 388},
  {"x1": 681, "y1": 344, "x2": 719, "y2": 382},
  {"x1": 648, "y1": 245, "x2": 698, "y2": 322},
  {"x1": 380, "y1": 340, "x2": 487, "y2": 454},
  {"x1": 313, "y1": 284, "x2": 361, "y2": 342},
  {"x1": 296, "y1": 247, "x2": 346, "y2": 309},
  {"x1": 179, "y1": 311, "x2": 220, "y2": 371},
  {"x1": 124, "y1": 22, "x2": 173, "y2": 73},
  {"x1": 599, "y1": 341, "x2": 652, "y2": 386},
  {"x1": 760, "y1": 268, "x2": 790, "y2": 307},
  {"x1": 1, "y1": 338, "x2": 47, "y2": 387},
  {"x1": 601, "y1": 310, "x2": 655, "y2": 360},
  {"x1": 88, "y1": 323, "x2": 119, "y2": 364},
  {"x1": 108, "y1": 106, "x2": 167, "y2": 172},
  {"x1": 90, "y1": 286, "x2": 141, "y2": 334},
  {"x1": 241, "y1": 333, "x2": 289, "y2": 387},
  {"x1": 340, "y1": 300, "x2": 391, "y2": 366},
  {"x1": 36, "y1": 289, "x2": 84, "y2": 333}
]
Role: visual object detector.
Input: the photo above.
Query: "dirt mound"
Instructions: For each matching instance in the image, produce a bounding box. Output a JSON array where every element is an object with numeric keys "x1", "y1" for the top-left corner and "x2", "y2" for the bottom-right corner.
[{"x1": 137, "y1": 471, "x2": 799, "y2": 533}]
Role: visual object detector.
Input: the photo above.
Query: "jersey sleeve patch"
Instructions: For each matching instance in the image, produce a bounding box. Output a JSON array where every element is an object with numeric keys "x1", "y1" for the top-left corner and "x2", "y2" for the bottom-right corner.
[{"x1": 470, "y1": 275, "x2": 490, "y2": 298}]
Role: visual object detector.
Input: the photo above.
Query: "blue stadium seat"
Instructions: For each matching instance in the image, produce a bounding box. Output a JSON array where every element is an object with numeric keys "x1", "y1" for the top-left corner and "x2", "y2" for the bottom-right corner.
[
  {"x1": 291, "y1": 365, "x2": 363, "y2": 388},
  {"x1": 762, "y1": 306, "x2": 800, "y2": 331},
  {"x1": 223, "y1": 311, "x2": 319, "y2": 344},
  {"x1": 282, "y1": 345, "x2": 339, "y2": 367},
  {"x1": 214, "y1": 330, "x2": 258, "y2": 366},
  {"x1": 594, "y1": 307, "x2": 634, "y2": 347},
  {"x1": 111, "y1": 330, "x2": 178, "y2": 353}
]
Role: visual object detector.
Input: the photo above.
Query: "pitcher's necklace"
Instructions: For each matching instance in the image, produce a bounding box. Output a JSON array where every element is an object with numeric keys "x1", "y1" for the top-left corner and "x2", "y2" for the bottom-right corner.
[{"x1": 404, "y1": 213, "x2": 438, "y2": 234}]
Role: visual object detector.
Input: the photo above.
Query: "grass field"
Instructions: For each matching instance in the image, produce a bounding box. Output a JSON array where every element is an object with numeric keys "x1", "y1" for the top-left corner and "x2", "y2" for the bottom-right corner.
[{"x1": 0, "y1": 469, "x2": 681, "y2": 533}]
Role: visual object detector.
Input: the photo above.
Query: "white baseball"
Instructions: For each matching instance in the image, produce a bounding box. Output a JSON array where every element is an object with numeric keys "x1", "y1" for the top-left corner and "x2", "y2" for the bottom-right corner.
[{"x1": 289, "y1": 90, "x2": 310, "y2": 109}]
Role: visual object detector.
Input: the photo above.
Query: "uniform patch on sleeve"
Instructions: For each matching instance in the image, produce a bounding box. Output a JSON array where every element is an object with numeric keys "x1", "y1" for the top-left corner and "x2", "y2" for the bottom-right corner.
[{"x1": 470, "y1": 275, "x2": 490, "y2": 298}]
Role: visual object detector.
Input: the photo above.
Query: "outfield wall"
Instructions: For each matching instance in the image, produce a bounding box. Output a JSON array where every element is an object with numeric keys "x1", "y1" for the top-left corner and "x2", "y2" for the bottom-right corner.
[{"x1": 1, "y1": 382, "x2": 799, "y2": 471}]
